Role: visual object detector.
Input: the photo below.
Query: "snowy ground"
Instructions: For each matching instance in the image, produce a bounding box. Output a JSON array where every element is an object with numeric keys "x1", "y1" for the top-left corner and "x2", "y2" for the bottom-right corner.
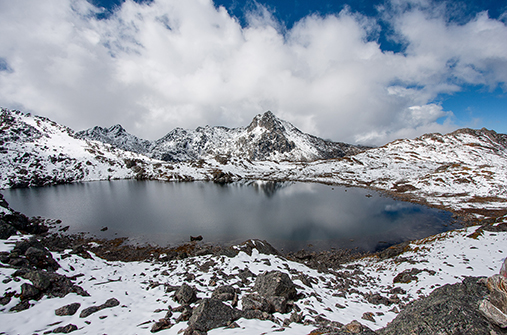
[{"x1": 1, "y1": 223, "x2": 505, "y2": 335}]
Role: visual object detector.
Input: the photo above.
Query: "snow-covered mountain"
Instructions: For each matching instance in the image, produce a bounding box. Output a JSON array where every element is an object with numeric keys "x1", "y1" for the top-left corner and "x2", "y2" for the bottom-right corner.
[
  {"x1": 78, "y1": 111, "x2": 368, "y2": 162},
  {"x1": 76, "y1": 124, "x2": 153, "y2": 154},
  {"x1": 0, "y1": 108, "x2": 216, "y2": 188}
]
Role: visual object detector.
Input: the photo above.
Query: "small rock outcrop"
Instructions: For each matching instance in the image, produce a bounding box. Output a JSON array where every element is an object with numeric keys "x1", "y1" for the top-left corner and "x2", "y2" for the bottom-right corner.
[
  {"x1": 253, "y1": 270, "x2": 298, "y2": 300},
  {"x1": 55, "y1": 303, "x2": 81, "y2": 316},
  {"x1": 378, "y1": 276, "x2": 507, "y2": 334},
  {"x1": 479, "y1": 257, "x2": 507, "y2": 328},
  {"x1": 187, "y1": 298, "x2": 240, "y2": 332},
  {"x1": 173, "y1": 283, "x2": 198, "y2": 305},
  {"x1": 79, "y1": 298, "x2": 120, "y2": 318}
]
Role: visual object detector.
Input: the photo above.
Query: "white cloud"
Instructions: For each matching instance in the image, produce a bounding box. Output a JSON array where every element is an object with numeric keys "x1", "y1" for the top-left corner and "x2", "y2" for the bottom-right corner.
[{"x1": 0, "y1": 0, "x2": 506, "y2": 145}]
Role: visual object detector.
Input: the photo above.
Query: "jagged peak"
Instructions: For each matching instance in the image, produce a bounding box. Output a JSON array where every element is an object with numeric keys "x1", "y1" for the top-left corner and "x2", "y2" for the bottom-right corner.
[
  {"x1": 107, "y1": 124, "x2": 127, "y2": 136},
  {"x1": 247, "y1": 111, "x2": 287, "y2": 133}
]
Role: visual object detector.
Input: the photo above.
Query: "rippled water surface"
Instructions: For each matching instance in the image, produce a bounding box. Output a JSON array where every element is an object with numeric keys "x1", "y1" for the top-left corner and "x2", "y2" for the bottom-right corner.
[{"x1": 2, "y1": 180, "x2": 458, "y2": 252}]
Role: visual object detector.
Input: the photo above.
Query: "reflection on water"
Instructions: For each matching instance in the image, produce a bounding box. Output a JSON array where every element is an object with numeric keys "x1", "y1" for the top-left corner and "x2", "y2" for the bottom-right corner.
[{"x1": 2, "y1": 180, "x2": 459, "y2": 252}]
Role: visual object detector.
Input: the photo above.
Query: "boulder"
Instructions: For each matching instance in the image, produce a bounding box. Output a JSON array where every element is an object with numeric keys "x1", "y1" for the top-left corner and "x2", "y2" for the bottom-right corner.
[
  {"x1": 253, "y1": 270, "x2": 297, "y2": 300},
  {"x1": 0, "y1": 220, "x2": 17, "y2": 239},
  {"x1": 378, "y1": 277, "x2": 506, "y2": 334},
  {"x1": 174, "y1": 283, "x2": 198, "y2": 305},
  {"x1": 79, "y1": 298, "x2": 119, "y2": 318},
  {"x1": 52, "y1": 324, "x2": 78, "y2": 333},
  {"x1": 151, "y1": 318, "x2": 172, "y2": 333},
  {"x1": 20, "y1": 283, "x2": 40, "y2": 300},
  {"x1": 241, "y1": 294, "x2": 270, "y2": 312},
  {"x1": 479, "y1": 273, "x2": 507, "y2": 328},
  {"x1": 211, "y1": 285, "x2": 236, "y2": 301},
  {"x1": 55, "y1": 303, "x2": 81, "y2": 316},
  {"x1": 188, "y1": 298, "x2": 240, "y2": 332}
]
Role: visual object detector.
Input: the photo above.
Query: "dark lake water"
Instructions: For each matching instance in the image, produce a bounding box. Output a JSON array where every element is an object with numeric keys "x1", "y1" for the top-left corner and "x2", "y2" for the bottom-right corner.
[{"x1": 2, "y1": 180, "x2": 459, "y2": 252}]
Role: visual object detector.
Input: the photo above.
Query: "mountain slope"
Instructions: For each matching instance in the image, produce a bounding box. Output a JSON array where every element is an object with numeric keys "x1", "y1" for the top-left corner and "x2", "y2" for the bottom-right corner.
[
  {"x1": 276, "y1": 128, "x2": 507, "y2": 217},
  {"x1": 76, "y1": 124, "x2": 153, "y2": 154},
  {"x1": 0, "y1": 108, "x2": 223, "y2": 188},
  {"x1": 79, "y1": 111, "x2": 369, "y2": 162}
]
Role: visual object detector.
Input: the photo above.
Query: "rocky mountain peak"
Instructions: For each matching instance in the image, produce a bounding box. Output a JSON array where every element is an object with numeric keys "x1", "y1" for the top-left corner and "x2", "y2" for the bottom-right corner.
[
  {"x1": 107, "y1": 124, "x2": 127, "y2": 136},
  {"x1": 247, "y1": 111, "x2": 286, "y2": 133}
]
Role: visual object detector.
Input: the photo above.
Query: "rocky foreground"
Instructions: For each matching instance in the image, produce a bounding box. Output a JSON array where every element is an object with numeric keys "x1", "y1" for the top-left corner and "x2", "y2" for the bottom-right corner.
[{"x1": 1, "y1": 194, "x2": 507, "y2": 334}]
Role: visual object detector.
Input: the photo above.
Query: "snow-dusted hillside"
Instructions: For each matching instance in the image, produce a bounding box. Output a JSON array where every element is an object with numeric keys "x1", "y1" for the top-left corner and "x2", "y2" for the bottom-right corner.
[
  {"x1": 0, "y1": 109, "x2": 227, "y2": 188},
  {"x1": 79, "y1": 111, "x2": 368, "y2": 162},
  {"x1": 272, "y1": 128, "x2": 507, "y2": 217},
  {"x1": 76, "y1": 124, "x2": 153, "y2": 154}
]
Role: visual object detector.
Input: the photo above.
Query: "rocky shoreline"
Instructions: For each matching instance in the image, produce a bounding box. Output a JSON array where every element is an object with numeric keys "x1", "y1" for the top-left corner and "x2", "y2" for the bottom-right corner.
[{"x1": 1, "y1": 193, "x2": 507, "y2": 334}]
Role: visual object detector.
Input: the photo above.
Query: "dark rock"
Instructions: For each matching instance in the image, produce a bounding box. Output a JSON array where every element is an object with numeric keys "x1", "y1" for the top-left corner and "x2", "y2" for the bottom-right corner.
[
  {"x1": 234, "y1": 239, "x2": 280, "y2": 256},
  {"x1": 20, "y1": 283, "x2": 41, "y2": 300},
  {"x1": 188, "y1": 298, "x2": 240, "y2": 332},
  {"x1": 190, "y1": 235, "x2": 203, "y2": 242},
  {"x1": 55, "y1": 303, "x2": 81, "y2": 316},
  {"x1": 242, "y1": 309, "x2": 272, "y2": 321},
  {"x1": 151, "y1": 318, "x2": 172, "y2": 333},
  {"x1": 365, "y1": 293, "x2": 391, "y2": 306},
  {"x1": 241, "y1": 294, "x2": 270, "y2": 312},
  {"x1": 174, "y1": 305, "x2": 193, "y2": 322},
  {"x1": 211, "y1": 285, "x2": 236, "y2": 301},
  {"x1": 0, "y1": 220, "x2": 17, "y2": 239},
  {"x1": 52, "y1": 324, "x2": 78, "y2": 333},
  {"x1": 79, "y1": 298, "x2": 120, "y2": 318},
  {"x1": 10, "y1": 300, "x2": 31, "y2": 312},
  {"x1": 174, "y1": 283, "x2": 198, "y2": 304},
  {"x1": 267, "y1": 295, "x2": 289, "y2": 313},
  {"x1": 378, "y1": 277, "x2": 507, "y2": 335},
  {"x1": 361, "y1": 312, "x2": 375, "y2": 322},
  {"x1": 14, "y1": 269, "x2": 89, "y2": 299},
  {"x1": 342, "y1": 320, "x2": 377, "y2": 334},
  {"x1": 10, "y1": 237, "x2": 60, "y2": 270},
  {"x1": 253, "y1": 270, "x2": 298, "y2": 300},
  {"x1": 25, "y1": 269, "x2": 52, "y2": 290}
]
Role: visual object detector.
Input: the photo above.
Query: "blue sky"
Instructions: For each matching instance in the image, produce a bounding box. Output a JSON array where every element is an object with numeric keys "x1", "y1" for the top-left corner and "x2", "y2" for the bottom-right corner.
[{"x1": 0, "y1": 0, "x2": 506, "y2": 144}]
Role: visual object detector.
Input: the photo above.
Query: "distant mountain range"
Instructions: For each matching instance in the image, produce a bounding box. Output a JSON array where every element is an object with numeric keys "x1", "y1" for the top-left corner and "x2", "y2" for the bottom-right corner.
[
  {"x1": 2, "y1": 107, "x2": 507, "y2": 218},
  {"x1": 76, "y1": 111, "x2": 369, "y2": 162}
]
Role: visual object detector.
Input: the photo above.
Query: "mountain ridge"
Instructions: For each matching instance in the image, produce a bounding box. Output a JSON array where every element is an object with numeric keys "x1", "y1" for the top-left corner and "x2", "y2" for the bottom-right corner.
[{"x1": 77, "y1": 111, "x2": 369, "y2": 162}]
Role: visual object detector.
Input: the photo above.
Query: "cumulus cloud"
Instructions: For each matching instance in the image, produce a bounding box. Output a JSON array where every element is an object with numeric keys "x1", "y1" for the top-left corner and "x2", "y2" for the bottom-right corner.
[{"x1": 0, "y1": 0, "x2": 506, "y2": 145}]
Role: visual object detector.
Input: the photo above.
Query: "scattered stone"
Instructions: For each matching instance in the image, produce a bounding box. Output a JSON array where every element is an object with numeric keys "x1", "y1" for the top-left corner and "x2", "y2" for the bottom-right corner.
[
  {"x1": 79, "y1": 298, "x2": 120, "y2": 318},
  {"x1": 362, "y1": 312, "x2": 376, "y2": 322},
  {"x1": 151, "y1": 318, "x2": 172, "y2": 333},
  {"x1": 242, "y1": 294, "x2": 270, "y2": 312},
  {"x1": 211, "y1": 285, "x2": 236, "y2": 301},
  {"x1": 188, "y1": 298, "x2": 240, "y2": 332},
  {"x1": 52, "y1": 324, "x2": 78, "y2": 333},
  {"x1": 174, "y1": 283, "x2": 198, "y2": 305},
  {"x1": 365, "y1": 293, "x2": 391, "y2": 306},
  {"x1": 267, "y1": 295, "x2": 290, "y2": 313},
  {"x1": 55, "y1": 303, "x2": 81, "y2": 316},
  {"x1": 10, "y1": 300, "x2": 31, "y2": 312},
  {"x1": 0, "y1": 220, "x2": 17, "y2": 239},
  {"x1": 20, "y1": 283, "x2": 41, "y2": 300}
]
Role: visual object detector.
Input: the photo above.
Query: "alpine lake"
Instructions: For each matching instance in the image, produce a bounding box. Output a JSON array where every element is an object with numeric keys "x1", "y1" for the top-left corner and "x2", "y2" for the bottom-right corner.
[{"x1": 2, "y1": 180, "x2": 460, "y2": 253}]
